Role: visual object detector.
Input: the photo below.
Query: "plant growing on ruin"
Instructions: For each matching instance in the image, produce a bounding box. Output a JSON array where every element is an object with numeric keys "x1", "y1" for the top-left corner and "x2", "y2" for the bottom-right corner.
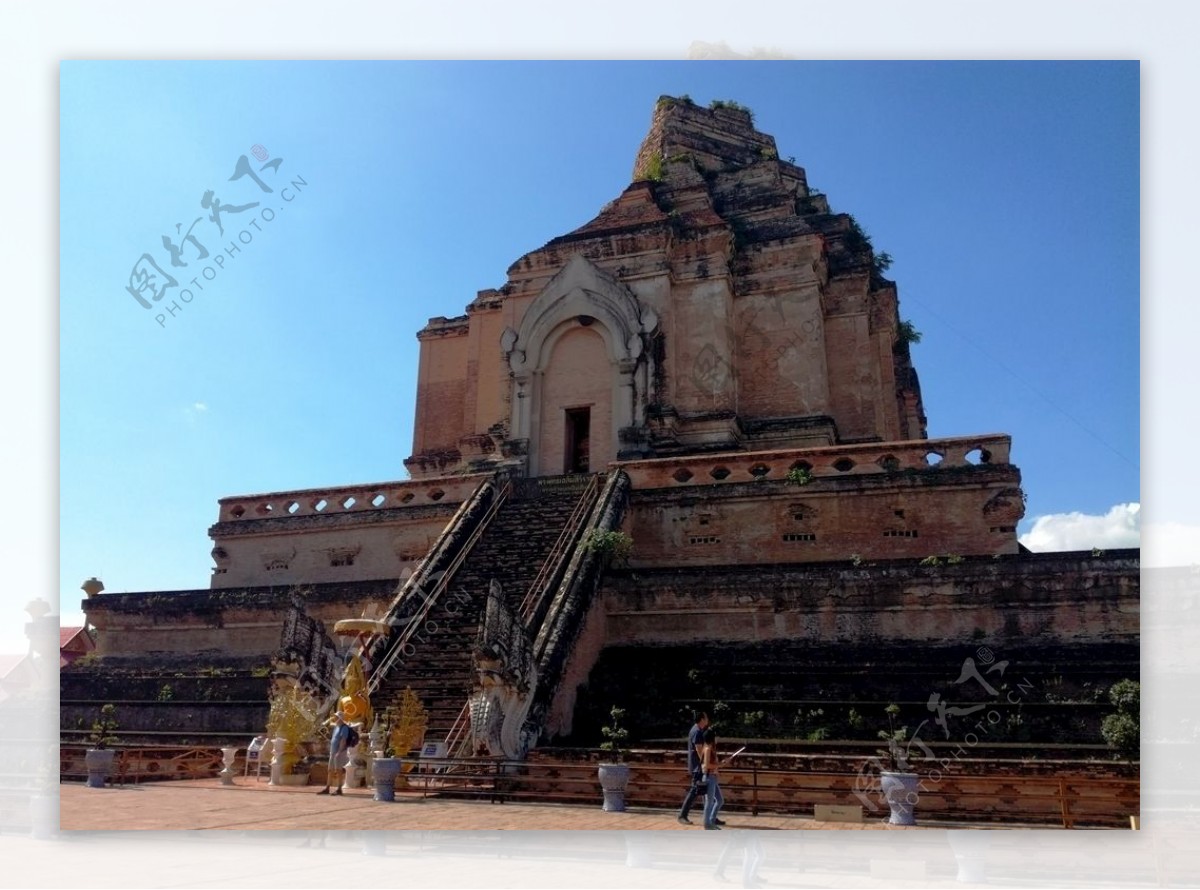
[
  {"x1": 599, "y1": 706, "x2": 631, "y2": 763},
  {"x1": 786, "y1": 466, "x2": 813, "y2": 486},
  {"x1": 873, "y1": 251, "x2": 894, "y2": 275},
  {"x1": 897, "y1": 320, "x2": 922, "y2": 345},
  {"x1": 641, "y1": 153, "x2": 665, "y2": 182},
  {"x1": 1101, "y1": 679, "x2": 1139, "y2": 760},
  {"x1": 946, "y1": 554, "x2": 965, "y2": 565},
  {"x1": 850, "y1": 553, "x2": 863, "y2": 567},
  {"x1": 709, "y1": 99, "x2": 755, "y2": 122},
  {"x1": 919, "y1": 555, "x2": 943, "y2": 567},
  {"x1": 87, "y1": 704, "x2": 120, "y2": 750},
  {"x1": 793, "y1": 706, "x2": 828, "y2": 740},
  {"x1": 582, "y1": 529, "x2": 633, "y2": 567},
  {"x1": 740, "y1": 709, "x2": 769, "y2": 736},
  {"x1": 843, "y1": 216, "x2": 873, "y2": 254},
  {"x1": 657, "y1": 94, "x2": 695, "y2": 110}
]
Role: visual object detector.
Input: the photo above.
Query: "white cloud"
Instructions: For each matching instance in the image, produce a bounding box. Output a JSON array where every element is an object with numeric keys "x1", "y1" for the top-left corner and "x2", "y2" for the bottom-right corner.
[
  {"x1": 192, "y1": 401, "x2": 208, "y2": 412},
  {"x1": 1019, "y1": 503, "x2": 1140, "y2": 552}
]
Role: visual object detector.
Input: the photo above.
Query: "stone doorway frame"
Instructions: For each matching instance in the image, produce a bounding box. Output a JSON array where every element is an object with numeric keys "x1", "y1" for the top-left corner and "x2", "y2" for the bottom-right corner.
[{"x1": 502, "y1": 254, "x2": 658, "y2": 476}]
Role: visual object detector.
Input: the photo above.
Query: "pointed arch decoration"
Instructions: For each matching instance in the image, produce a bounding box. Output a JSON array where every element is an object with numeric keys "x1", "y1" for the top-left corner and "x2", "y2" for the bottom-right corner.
[{"x1": 501, "y1": 254, "x2": 658, "y2": 474}]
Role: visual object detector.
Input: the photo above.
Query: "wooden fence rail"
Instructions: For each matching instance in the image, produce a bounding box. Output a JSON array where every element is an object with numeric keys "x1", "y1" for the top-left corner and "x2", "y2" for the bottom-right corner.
[{"x1": 61, "y1": 745, "x2": 225, "y2": 785}]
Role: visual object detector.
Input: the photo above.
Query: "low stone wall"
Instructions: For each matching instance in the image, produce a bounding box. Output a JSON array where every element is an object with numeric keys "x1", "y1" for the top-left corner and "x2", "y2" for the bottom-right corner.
[{"x1": 61, "y1": 700, "x2": 268, "y2": 745}]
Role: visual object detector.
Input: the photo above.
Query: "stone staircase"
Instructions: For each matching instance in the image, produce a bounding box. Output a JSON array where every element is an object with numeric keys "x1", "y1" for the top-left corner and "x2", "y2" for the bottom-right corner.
[{"x1": 371, "y1": 475, "x2": 598, "y2": 742}]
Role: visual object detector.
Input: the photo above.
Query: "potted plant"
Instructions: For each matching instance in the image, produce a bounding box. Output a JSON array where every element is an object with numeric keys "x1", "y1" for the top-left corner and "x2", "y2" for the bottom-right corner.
[
  {"x1": 876, "y1": 703, "x2": 921, "y2": 825},
  {"x1": 373, "y1": 688, "x2": 427, "y2": 802},
  {"x1": 597, "y1": 705, "x2": 632, "y2": 812},
  {"x1": 84, "y1": 704, "x2": 119, "y2": 788}
]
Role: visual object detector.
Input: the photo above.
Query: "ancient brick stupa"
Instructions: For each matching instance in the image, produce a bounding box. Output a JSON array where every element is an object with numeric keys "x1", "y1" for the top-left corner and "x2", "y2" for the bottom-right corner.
[
  {"x1": 67, "y1": 98, "x2": 1137, "y2": 763},
  {"x1": 408, "y1": 95, "x2": 928, "y2": 478}
]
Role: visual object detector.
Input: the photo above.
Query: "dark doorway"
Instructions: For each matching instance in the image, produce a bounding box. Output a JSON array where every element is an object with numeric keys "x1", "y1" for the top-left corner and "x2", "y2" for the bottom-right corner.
[{"x1": 564, "y1": 407, "x2": 591, "y2": 474}]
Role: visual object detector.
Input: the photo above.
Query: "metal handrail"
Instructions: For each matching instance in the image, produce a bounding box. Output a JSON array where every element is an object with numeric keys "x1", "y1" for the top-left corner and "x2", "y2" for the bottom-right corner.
[
  {"x1": 519, "y1": 472, "x2": 604, "y2": 622},
  {"x1": 442, "y1": 474, "x2": 604, "y2": 758},
  {"x1": 532, "y1": 470, "x2": 629, "y2": 666},
  {"x1": 443, "y1": 703, "x2": 473, "y2": 759},
  {"x1": 367, "y1": 480, "x2": 512, "y2": 697}
]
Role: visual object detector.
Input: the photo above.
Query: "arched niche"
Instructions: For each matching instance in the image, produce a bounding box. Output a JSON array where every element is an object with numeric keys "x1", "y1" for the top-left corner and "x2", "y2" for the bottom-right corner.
[{"x1": 503, "y1": 254, "x2": 657, "y2": 476}]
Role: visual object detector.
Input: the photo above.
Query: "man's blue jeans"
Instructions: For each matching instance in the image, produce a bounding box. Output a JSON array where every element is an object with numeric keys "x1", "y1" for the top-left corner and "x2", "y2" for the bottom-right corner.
[
  {"x1": 679, "y1": 770, "x2": 704, "y2": 819},
  {"x1": 703, "y1": 773, "x2": 724, "y2": 826}
]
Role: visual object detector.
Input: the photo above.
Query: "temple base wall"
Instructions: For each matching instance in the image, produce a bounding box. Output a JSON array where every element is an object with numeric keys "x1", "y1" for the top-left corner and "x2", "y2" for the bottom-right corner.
[{"x1": 602, "y1": 550, "x2": 1139, "y2": 647}]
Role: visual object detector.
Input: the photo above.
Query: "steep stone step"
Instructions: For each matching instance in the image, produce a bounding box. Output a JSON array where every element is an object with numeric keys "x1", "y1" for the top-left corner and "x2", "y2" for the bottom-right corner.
[{"x1": 372, "y1": 480, "x2": 599, "y2": 740}]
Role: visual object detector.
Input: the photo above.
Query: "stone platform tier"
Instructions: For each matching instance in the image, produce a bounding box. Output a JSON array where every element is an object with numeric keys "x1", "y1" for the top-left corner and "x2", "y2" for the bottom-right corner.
[
  {"x1": 619, "y1": 433, "x2": 1026, "y2": 566},
  {"x1": 60, "y1": 654, "x2": 274, "y2": 746},
  {"x1": 554, "y1": 548, "x2": 1139, "y2": 752},
  {"x1": 207, "y1": 474, "x2": 491, "y2": 589},
  {"x1": 567, "y1": 638, "x2": 1140, "y2": 754}
]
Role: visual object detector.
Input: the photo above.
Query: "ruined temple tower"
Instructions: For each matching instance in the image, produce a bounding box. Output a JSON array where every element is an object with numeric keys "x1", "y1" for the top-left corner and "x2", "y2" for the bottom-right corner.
[
  {"x1": 68, "y1": 98, "x2": 1136, "y2": 754},
  {"x1": 406, "y1": 96, "x2": 927, "y2": 480}
]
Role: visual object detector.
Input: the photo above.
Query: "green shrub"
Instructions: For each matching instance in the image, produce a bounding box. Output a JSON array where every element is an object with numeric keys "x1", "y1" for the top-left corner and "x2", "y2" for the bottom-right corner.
[
  {"x1": 599, "y1": 706, "x2": 630, "y2": 762},
  {"x1": 88, "y1": 704, "x2": 120, "y2": 749},
  {"x1": 709, "y1": 99, "x2": 755, "y2": 122},
  {"x1": 582, "y1": 529, "x2": 634, "y2": 566},
  {"x1": 1101, "y1": 679, "x2": 1139, "y2": 759},
  {"x1": 642, "y1": 153, "x2": 665, "y2": 182},
  {"x1": 897, "y1": 320, "x2": 923, "y2": 345},
  {"x1": 786, "y1": 467, "x2": 813, "y2": 486}
]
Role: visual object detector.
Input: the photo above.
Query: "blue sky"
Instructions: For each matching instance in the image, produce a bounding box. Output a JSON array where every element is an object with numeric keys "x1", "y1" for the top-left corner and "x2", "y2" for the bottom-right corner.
[{"x1": 59, "y1": 61, "x2": 1139, "y2": 628}]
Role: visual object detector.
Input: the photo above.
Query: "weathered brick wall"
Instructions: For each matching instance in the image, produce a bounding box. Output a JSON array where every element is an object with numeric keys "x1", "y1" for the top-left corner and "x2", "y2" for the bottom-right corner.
[
  {"x1": 600, "y1": 551, "x2": 1139, "y2": 647},
  {"x1": 209, "y1": 476, "x2": 485, "y2": 588},
  {"x1": 620, "y1": 440, "x2": 1023, "y2": 564},
  {"x1": 80, "y1": 579, "x2": 396, "y2": 658},
  {"x1": 413, "y1": 318, "x2": 471, "y2": 454}
]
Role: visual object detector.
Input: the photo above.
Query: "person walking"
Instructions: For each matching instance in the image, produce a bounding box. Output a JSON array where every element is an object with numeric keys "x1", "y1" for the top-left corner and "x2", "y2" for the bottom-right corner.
[
  {"x1": 677, "y1": 710, "x2": 709, "y2": 824},
  {"x1": 701, "y1": 727, "x2": 726, "y2": 830},
  {"x1": 317, "y1": 710, "x2": 352, "y2": 795}
]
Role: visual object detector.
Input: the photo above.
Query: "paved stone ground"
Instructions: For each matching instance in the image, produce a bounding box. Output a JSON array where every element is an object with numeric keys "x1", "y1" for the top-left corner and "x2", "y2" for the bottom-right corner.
[
  {"x1": 46, "y1": 778, "x2": 967, "y2": 889},
  {"x1": 60, "y1": 777, "x2": 917, "y2": 832},
  {"x1": 17, "y1": 781, "x2": 1179, "y2": 889}
]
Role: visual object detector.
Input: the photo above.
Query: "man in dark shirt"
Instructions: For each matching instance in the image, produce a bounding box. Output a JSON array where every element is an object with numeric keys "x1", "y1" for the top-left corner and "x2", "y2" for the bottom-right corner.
[{"x1": 677, "y1": 710, "x2": 710, "y2": 824}]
